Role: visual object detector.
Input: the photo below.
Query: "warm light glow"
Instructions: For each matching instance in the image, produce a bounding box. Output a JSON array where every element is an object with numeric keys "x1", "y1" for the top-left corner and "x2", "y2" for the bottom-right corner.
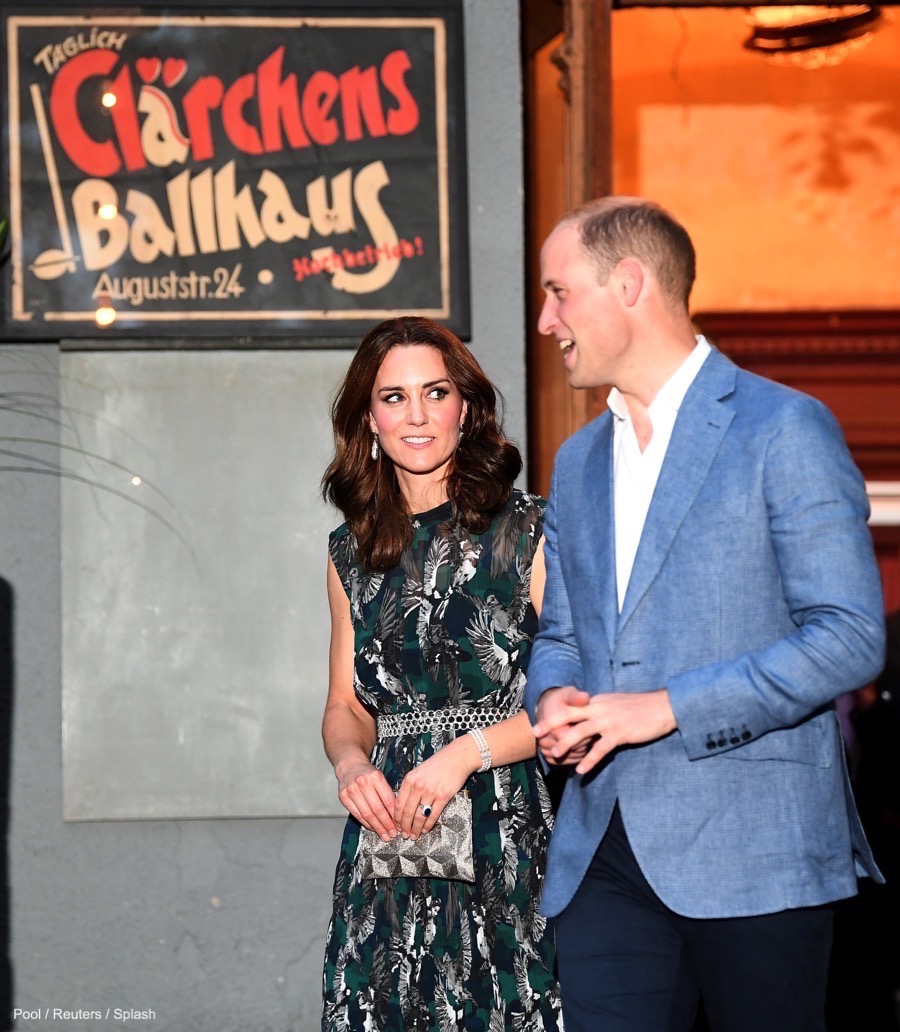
[
  {"x1": 746, "y1": 5, "x2": 870, "y2": 30},
  {"x1": 131, "y1": 475, "x2": 142, "y2": 486},
  {"x1": 744, "y1": 3, "x2": 882, "y2": 64},
  {"x1": 98, "y1": 203, "x2": 118, "y2": 220},
  {"x1": 95, "y1": 303, "x2": 116, "y2": 327},
  {"x1": 764, "y1": 33, "x2": 876, "y2": 67},
  {"x1": 611, "y1": 6, "x2": 900, "y2": 311},
  {"x1": 101, "y1": 91, "x2": 117, "y2": 108}
]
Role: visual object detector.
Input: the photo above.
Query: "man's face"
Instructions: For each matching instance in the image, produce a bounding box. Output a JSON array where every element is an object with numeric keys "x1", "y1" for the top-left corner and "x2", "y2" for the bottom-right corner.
[{"x1": 538, "y1": 222, "x2": 629, "y2": 390}]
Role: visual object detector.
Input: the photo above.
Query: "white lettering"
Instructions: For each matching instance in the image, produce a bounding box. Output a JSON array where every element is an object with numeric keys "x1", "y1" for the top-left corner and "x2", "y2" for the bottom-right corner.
[
  {"x1": 70, "y1": 161, "x2": 396, "y2": 289},
  {"x1": 33, "y1": 28, "x2": 129, "y2": 74},
  {"x1": 314, "y1": 160, "x2": 398, "y2": 293}
]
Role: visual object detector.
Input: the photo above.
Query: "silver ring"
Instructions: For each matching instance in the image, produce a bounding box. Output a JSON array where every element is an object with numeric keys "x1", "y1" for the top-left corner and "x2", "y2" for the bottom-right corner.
[{"x1": 420, "y1": 803, "x2": 433, "y2": 818}]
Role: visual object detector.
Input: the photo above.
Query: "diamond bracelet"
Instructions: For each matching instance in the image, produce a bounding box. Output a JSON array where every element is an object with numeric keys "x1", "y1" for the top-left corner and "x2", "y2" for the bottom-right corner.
[{"x1": 467, "y1": 727, "x2": 492, "y2": 773}]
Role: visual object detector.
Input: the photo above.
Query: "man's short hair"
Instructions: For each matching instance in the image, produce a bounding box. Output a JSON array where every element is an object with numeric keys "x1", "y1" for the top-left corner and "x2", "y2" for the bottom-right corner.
[{"x1": 561, "y1": 197, "x2": 696, "y2": 310}]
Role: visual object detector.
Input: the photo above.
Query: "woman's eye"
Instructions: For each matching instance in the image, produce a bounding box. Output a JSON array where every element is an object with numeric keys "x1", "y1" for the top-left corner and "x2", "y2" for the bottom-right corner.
[
  {"x1": 383, "y1": 392, "x2": 404, "y2": 404},
  {"x1": 428, "y1": 387, "x2": 449, "y2": 400}
]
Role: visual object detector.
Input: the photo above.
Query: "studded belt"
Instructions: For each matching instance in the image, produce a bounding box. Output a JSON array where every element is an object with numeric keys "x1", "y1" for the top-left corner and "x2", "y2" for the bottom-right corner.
[{"x1": 376, "y1": 706, "x2": 513, "y2": 740}]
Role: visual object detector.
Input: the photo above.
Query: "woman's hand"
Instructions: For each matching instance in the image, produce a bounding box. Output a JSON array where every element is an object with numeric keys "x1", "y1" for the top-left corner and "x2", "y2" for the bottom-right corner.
[
  {"x1": 323, "y1": 555, "x2": 398, "y2": 841},
  {"x1": 336, "y1": 759, "x2": 398, "y2": 841},
  {"x1": 394, "y1": 739, "x2": 477, "y2": 839},
  {"x1": 532, "y1": 685, "x2": 593, "y2": 766}
]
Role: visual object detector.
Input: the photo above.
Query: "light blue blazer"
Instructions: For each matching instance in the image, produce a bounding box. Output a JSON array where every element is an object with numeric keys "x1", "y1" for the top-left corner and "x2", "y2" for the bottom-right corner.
[{"x1": 525, "y1": 346, "x2": 886, "y2": 919}]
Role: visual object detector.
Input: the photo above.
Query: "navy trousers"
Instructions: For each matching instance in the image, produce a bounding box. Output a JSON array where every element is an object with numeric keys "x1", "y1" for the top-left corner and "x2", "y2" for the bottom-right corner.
[{"x1": 554, "y1": 806, "x2": 836, "y2": 1032}]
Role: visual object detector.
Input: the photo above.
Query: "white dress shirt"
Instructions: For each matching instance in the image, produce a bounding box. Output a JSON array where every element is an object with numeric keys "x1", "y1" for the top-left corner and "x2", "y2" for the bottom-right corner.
[{"x1": 609, "y1": 336, "x2": 711, "y2": 611}]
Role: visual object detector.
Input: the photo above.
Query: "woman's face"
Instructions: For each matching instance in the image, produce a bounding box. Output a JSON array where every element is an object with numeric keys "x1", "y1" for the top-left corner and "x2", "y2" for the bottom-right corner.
[{"x1": 368, "y1": 344, "x2": 467, "y2": 503}]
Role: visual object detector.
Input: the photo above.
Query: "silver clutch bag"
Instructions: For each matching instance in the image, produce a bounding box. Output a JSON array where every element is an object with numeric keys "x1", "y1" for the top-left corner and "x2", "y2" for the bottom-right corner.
[{"x1": 356, "y1": 791, "x2": 475, "y2": 883}]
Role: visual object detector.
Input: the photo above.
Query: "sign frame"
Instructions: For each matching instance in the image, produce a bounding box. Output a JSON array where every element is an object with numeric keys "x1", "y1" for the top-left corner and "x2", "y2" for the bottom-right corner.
[{"x1": 1, "y1": 2, "x2": 470, "y2": 347}]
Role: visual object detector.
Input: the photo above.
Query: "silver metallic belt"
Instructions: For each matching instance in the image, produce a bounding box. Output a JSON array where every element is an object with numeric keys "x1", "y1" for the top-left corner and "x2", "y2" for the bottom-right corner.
[{"x1": 377, "y1": 707, "x2": 513, "y2": 739}]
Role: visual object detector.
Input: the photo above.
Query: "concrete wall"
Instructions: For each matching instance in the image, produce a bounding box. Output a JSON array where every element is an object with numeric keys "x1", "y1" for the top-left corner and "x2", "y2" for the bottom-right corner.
[{"x1": 0, "y1": 2, "x2": 526, "y2": 1029}]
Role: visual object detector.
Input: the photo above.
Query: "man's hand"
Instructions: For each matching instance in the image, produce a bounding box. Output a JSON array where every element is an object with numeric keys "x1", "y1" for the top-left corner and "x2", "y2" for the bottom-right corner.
[{"x1": 533, "y1": 689, "x2": 677, "y2": 774}]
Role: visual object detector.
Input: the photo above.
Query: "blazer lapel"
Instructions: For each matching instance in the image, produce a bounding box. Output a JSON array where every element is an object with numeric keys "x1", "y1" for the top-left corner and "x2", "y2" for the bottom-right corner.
[
  {"x1": 582, "y1": 416, "x2": 620, "y2": 654},
  {"x1": 617, "y1": 349, "x2": 737, "y2": 635}
]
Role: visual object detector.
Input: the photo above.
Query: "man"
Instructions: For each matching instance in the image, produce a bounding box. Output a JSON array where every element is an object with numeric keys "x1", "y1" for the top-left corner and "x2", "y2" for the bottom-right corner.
[{"x1": 524, "y1": 197, "x2": 886, "y2": 1031}]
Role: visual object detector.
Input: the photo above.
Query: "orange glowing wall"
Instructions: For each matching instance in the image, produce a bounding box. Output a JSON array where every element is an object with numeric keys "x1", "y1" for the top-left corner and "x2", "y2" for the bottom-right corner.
[{"x1": 611, "y1": 8, "x2": 900, "y2": 312}]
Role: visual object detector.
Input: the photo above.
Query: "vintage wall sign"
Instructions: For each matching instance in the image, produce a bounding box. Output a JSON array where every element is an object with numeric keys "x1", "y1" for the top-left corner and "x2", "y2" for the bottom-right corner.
[{"x1": 2, "y1": 6, "x2": 469, "y2": 344}]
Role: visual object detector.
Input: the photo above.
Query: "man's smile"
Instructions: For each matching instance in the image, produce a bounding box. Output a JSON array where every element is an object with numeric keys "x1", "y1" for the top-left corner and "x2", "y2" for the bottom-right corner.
[{"x1": 558, "y1": 338, "x2": 576, "y2": 365}]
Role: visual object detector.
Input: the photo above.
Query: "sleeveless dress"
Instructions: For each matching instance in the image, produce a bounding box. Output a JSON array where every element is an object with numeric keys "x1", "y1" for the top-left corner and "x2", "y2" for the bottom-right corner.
[{"x1": 322, "y1": 490, "x2": 563, "y2": 1032}]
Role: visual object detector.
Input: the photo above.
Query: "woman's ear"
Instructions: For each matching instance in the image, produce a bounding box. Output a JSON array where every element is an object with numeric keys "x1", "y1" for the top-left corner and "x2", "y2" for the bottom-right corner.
[{"x1": 368, "y1": 411, "x2": 378, "y2": 435}]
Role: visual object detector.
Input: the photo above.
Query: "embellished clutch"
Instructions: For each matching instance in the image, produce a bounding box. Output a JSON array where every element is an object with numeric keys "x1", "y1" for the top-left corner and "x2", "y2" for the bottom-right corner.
[{"x1": 356, "y1": 791, "x2": 475, "y2": 883}]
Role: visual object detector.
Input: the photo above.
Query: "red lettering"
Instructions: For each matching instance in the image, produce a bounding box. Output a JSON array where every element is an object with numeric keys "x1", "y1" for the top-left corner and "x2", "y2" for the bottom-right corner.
[
  {"x1": 222, "y1": 73, "x2": 262, "y2": 155},
  {"x1": 49, "y1": 46, "x2": 418, "y2": 180},
  {"x1": 50, "y1": 50, "x2": 121, "y2": 177},
  {"x1": 339, "y1": 66, "x2": 386, "y2": 143},
  {"x1": 183, "y1": 76, "x2": 225, "y2": 163},
  {"x1": 107, "y1": 65, "x2": 144, "y2": 172},
  {"x1": 302, "y1": 71, "x2": 340, "y2": 147},
  {"x1": 381, "y1": 50, "x2": 419, "y2": 136},
  {"x1": 258, "y1": 48, "x2": 310, "y2": 152}
]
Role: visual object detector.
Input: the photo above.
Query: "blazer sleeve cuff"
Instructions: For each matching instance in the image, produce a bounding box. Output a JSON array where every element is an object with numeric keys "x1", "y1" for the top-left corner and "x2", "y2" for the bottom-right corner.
[{"x1": 524, "y1": 657, "x2": 584, "y2": 722}]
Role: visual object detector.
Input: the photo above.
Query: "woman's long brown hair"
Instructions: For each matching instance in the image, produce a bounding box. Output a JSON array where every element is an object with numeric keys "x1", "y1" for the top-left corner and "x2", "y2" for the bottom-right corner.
[{"x1": 322, "y1": 317, "x2": 522, "y2": 571}]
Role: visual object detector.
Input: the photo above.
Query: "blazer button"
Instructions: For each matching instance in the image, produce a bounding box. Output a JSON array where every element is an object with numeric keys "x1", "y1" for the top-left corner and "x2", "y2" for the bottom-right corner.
[
  {"x1": 706, "y1": 740, "x2": 716, "y2": 751},
  {"x1": 729, "y1": 736, "x2": 740, "y2": 745},
  {"x1": 741, "y1": 730, "x2": 751, "y2": 741},
  {"x1": 717, "y1": 737, "x2": 726, "y2": 747}
]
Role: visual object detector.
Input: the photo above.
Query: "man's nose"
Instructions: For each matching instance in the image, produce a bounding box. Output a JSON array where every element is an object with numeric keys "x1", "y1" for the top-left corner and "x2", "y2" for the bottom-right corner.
[{"x1": 538, "y1": 296, "x2": 557, "y2": 336}]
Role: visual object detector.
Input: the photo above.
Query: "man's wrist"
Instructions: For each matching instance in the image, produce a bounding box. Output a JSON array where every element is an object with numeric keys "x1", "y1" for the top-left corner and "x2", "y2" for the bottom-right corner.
[
  {"x1": 535, "y1": 685, "x2": 564, "y2": 720},
  {"x1": 655, "y1": 688, "x2": 677, "y2": 734}
]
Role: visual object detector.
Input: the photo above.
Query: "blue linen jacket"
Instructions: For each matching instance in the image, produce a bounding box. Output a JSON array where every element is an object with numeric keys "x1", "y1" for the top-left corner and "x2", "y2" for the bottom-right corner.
[{"x1": 525, "y1": 346, "x2": 886, "y2": 919}]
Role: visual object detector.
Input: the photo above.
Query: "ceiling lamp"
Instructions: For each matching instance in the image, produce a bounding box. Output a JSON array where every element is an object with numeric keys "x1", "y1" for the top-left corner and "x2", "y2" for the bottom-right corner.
[{"x1": 744, "y1": 5, "x2": 882, "y2": 67}]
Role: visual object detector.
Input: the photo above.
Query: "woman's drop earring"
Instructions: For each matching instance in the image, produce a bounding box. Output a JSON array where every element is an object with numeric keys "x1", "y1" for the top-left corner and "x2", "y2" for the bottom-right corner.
[{"x1": 371, "y1": 434, "x2": 380, "y2": 460}]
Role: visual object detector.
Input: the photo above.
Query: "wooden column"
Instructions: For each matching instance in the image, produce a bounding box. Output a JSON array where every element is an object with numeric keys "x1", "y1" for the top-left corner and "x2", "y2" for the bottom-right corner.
[{"x1": 524, "y1": 0, "x2": 614, "y2": 495}]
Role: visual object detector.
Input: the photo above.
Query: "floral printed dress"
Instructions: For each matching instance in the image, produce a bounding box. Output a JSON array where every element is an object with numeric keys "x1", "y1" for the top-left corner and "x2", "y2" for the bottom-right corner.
[{"x1": 322, "y1": 490, "x2": 563, "y2": 1032}]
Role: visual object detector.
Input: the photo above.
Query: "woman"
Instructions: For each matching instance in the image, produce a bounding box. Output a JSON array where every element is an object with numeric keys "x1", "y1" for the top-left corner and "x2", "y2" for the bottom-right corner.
[{"x1": 321, "y1": 316, "x2": 562, "y2": 1031}]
